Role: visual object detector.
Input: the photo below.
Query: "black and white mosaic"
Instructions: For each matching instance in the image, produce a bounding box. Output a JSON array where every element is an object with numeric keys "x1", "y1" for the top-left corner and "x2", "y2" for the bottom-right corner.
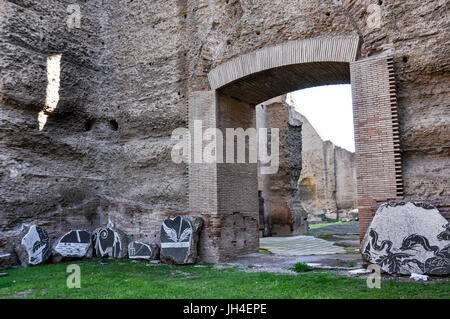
[
  {"x1": 92, "y1": 227, "x2": 127, "y2": 259},
  {"x1": 54, "y1": 230, "x2": 91, "y2": 258},
  {"x1": 160, "y1": 216, "x2": 202, "y2": 264},
  {"x1": 128, "y1": 241, "x2": 159, "y2": 260},
  {"x1": 20, "y1": 225, "x2": 51, "y2": 265},
  {"x1": 362, "y1": 202, "x2": 450, "y2": 275}
]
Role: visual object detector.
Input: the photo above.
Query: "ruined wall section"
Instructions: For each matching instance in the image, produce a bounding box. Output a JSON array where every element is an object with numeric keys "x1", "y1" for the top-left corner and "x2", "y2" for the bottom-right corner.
[
  {"x1": 291, "y1": 109, "x2": 357, "y2": 221},
  {"x1": 256, "y1": 98, "x2": 306, "y2": 236},
  {"x1": 261, "y1": 100, "x2": 291, "y2": 236},
  {"x1": 294, "y1": 113, "x2": 336, "y2": 215},
  {"x1": 331, "y1": 0, "x2": 449, "y2": 217},
  {"x1": 1, "y1": 0, "x2": 448, "y2": 262},
  {"x1": 335, "y1": 146, "x2": 357, "y2": 210},
  {"x1": 102, "y1": 0, "x2": 190, "y2": 209},
  {"x1": 189, "y1": 0, "x2": 449, "y2": 219},
  {"x1": 0, "y1": 0, "x2": 113, "y2": 238},
  {"x1": 385, "y1": 2, "x2": 449, "y2": 217}
]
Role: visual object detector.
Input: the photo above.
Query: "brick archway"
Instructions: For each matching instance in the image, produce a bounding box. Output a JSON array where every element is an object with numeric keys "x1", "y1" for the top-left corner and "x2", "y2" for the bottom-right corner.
[{"x1": 189, "y1": 36, "x2": 403, "y2": 261}]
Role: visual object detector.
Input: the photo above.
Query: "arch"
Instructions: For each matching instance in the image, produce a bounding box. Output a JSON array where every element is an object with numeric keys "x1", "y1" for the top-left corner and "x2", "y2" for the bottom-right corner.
[
  {"x1": 208, "y1": 36, "x2": 359, "y2": 105},
  {"x1": 188, "y1": 36, "x2": 403, "y2": 262}
]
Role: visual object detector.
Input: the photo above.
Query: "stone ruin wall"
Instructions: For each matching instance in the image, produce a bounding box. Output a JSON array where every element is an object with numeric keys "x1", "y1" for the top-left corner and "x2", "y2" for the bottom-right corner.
[
  {"x1": 256, "y1": 97, "x2": 306, "y2": 237},
  {"x1": 335, "y1": 146, "x2": 358, "y2": 211},
  {"x1": 1, "y1": 0, "x2": 449, "y2": 263},
  {"x1": 257, "y1": 97, "x2": 357, "y2": 233},
  {"x1": 294, "y1": 110, "x2": 358, "y2": 222}
]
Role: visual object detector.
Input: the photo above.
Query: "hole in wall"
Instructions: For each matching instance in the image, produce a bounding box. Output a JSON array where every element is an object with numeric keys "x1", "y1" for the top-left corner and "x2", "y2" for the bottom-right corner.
[
  {"x1": 326, "y1": 12, "x2": 330, "y2": 16},
  {"x1": 109, "y1": 119, "x2": 119, "y2": 131},
  {"x1": 84, "y1": 119, "x2": 95, "y2": 132},
  {"x1": 378, "y1": 0, "x2": 383, "y2": 5},
  {"x1": 402, "y1": 56, "x2": 408, "y2": 63}
]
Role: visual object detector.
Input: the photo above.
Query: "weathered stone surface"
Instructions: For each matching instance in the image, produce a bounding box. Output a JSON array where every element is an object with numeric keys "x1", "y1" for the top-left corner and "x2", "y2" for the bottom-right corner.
[
  {"x1": 256, "y1": 96, "x2": 357, "y2": 235},
  {"x1": 362, "y1": 202, "x2": 450, "y2": 275},
  {"x1": 160, "y1": 216, "x2": 203, "y2": 265},
  {"x1": 128, "y1": 241, "x2": 159, "y2": 261},
  {"x1": 290, "y1": 106, "x2": 357, "y2": 223},
  {"x1": 52, "y1": 230, "x2": 92, "y2": 262},
  {"x1": 16, "y1": 225, "x2": 51, "y2": 266},
  {"x1": 256, "y1": 98, "x2": 306, "y2": 236},
  {"x1": 92, "y1": 227, "x2": 128, "y2": 259},
  {"x1": 0, "y1": 253, "x2": 18, "y2": 270}
]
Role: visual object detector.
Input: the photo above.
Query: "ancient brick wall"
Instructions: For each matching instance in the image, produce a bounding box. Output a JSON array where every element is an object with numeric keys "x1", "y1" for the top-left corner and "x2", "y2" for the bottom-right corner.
[{"x1": 350, "y1": 55, "x2": 403, "y2": 240}]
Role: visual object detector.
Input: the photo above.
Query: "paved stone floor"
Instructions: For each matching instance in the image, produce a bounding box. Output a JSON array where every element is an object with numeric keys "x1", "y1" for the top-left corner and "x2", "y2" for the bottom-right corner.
[
  {"x1": 259, "y1": 235, "x2": 346, "y2": 255},
  {"x1": 227, "y1": 252, "x2": 363, "y2": 269},
  {"x1": 227, "y1": 223, "x2": 363, "y2": 270}
]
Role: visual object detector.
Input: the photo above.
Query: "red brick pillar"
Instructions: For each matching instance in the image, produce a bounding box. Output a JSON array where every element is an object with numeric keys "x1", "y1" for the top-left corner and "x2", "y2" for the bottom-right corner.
[{"x1": 350, "y1": 55, "x2": 403, "y2": 242}]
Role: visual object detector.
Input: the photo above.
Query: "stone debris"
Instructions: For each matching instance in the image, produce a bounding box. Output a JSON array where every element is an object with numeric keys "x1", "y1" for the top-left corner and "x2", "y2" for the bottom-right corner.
[
  {"x1": 16, "y1": 225, "x2": 51, "y2": 266},
  {"x1": 0, "y1": 253, "x2": 17, "y2": 270},
  {"x1": 348, "y1": 268, "x2": 371, "y2": 275},
  {"x1": 362, "y1": 202, "x2": 450, "y2": 275},
  {"x1": 92, "y1": 227, "x2": 128, "y2": 259},
  {"x1": 128, "y1": 241, "x2": 159, "y2": 261},
  {"x1": 410, "y1": 273, "x2": 429, "y2": 281},
  {"x1": 52, "y1": 230, "x2": 92, "y2": 262},
  {"x1": 160, "y1": 216, "x2": 203, "y2": 265}
]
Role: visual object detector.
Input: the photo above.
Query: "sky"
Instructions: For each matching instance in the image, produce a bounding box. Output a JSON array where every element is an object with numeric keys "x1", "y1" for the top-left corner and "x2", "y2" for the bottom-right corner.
[{"x1": 289, "y1": 84, "x2": 355, "y2": 152}]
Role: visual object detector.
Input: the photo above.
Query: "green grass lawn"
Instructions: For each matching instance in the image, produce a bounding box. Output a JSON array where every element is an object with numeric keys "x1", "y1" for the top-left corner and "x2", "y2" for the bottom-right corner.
[
  {"x1": 309, "y1": 221, "x2": 355, "y2": 230},
  {"x1": 0, "y1": 259, "x2": 449, "y2": 299}
]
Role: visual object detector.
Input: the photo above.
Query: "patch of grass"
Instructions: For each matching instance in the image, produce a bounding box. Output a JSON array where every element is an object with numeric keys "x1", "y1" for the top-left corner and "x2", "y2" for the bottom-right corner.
[
  {"x1": 292, "y1": 262, "x2": 312, "y2": 273},
  {"x1": 309, "y1": 221, "x2": 354, "y2": 230},
  {"x1": 258, "y1": 248, "x2": 273, "y2": 254},
  {"x1": 306, "y1": 232, "x2": 334, "y2": 239},
  {"x1": 0, "y1": 259, "x2": 449, "y2": 299},
  {"x1": 347, "y1": 262, "x2": 355, "y2": 268}
]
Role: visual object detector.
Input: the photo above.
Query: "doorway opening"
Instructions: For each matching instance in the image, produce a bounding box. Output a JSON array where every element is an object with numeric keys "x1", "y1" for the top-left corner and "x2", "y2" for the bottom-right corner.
[
  {"x1": 188, "y1": 37, "x2": 402, "y2": 263},
  {"x1": 256, "y1": 84, "x2": 358, "y2": 240}
]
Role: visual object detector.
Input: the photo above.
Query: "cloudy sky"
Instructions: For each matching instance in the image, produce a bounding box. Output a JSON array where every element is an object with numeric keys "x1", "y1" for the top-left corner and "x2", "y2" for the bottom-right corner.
[{"x1": 289, "y1": 84, "x2": 355, "y2": 152}]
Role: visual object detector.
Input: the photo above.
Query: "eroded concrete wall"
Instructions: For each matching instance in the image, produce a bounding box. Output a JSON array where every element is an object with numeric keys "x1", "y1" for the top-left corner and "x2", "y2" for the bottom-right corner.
[{"x1": 0, "y1": 0, "x2": 112, "y2": 240}]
